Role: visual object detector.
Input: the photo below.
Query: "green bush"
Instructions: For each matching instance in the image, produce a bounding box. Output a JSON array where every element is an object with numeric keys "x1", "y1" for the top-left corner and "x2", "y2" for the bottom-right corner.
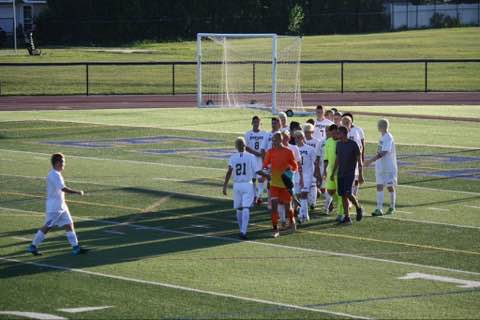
[{"x1": 430, "y1": 13, "x2": 461, "y2": 28}]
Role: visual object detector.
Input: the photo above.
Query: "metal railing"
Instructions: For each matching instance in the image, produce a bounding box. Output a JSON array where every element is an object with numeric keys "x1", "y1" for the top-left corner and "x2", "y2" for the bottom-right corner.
[{"x1": 0, "y1": 59, "x2": 479, "y2": 96}]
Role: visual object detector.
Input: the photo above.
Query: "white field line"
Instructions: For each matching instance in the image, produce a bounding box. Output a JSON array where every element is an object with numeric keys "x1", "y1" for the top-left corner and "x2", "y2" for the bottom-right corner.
[
  {"x1": 1, "y1": 206, "x2": 480, "y2": 277},
  {"x1": 103, "y1": 230, "x2": 125, "y2": 235},
  {"x1": 0, "y1": 311, "x2": 66, "y2": 320},
  {"x1": 0, "y1": 149, "x2": 225, "y2": 172},
  {"x1": 380, "y1": 216, "x2": 480, "y2": 230},
  {"x1": 11, "y1": 236, "x2": 33, "y2": 241},
  {"x1": 465, "y1": 205, "x2": 480, "y2": 210},
  {"x1": 0, "y1": 257, "x2": 371, "y2": 320},
  {"x1": 2, "y1": 150, "x2": 480, "y2": 197},
  {"x1": 427, "y1": 207, "x2": 450, "y2": 212},
  {"x1": 1, "y1": 173, "x2": 479, "y2": 230},
  {"x1": 57, "y1": 306, "x2": 113, "y2": 314}
]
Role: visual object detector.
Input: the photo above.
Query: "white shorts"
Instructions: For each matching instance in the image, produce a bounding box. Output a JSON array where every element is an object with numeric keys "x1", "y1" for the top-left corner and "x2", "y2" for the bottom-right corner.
[
  {"x1": 376, "y1": 171, "x2": 398, "y2": 187},
  {"x1": 45, "y1": 209, "x2": 73, "y2": 228},
  {"x1": 233, "y1": 182, "x2": 255, "y2": 209}
]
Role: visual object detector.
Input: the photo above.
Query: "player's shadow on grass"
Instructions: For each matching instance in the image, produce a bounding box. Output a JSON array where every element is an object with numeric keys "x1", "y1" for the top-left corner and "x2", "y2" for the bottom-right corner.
[{"x1": 0, "y1": 187, "x2": 284, "y2": 279}]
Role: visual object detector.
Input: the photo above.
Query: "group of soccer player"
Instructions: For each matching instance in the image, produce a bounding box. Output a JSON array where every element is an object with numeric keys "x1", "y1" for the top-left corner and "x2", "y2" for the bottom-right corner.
[{"x1": 224, "y1": 105, "x2": 398, "y2": 239}]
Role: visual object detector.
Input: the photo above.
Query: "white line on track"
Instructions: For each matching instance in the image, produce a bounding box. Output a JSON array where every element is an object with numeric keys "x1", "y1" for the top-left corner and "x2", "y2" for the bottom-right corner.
[
  {"x1": 0, "y1": 257, "x2": 371, "y2": 320},
  {"x1": 427, "y1": 207, "x2": 450, "y2": 212},
  {"x1": 1, "y1": 206, "x2": 479, "y2": 276}
]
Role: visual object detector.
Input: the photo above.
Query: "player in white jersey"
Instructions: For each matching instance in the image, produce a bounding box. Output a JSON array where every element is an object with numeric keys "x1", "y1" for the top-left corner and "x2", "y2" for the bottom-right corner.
[
  {"x1": 313, "y1": 105, "x2": 334, "y2": 143},
  {"x1": 278, "y1": 112, "x2": 290, "y2": 133},
  {"x1": 303, "y1": 123, "x2": 323, "y2": 209},
  {"x1": 261, "y1": 117, "x2": 281, "y2": 154},
  {"x1": 245, "y1": 116, "x2": 267, "y2": 203},
  {"x1": 223, "y1": 137, "x2": 263, "y2": 239},
  {"x1": 365, "y1": 119, "x2": 398, "y2": 216},
  {"x1": 294, "y1": 131, "x2": 317, "y2": 223},
  {"x1": 27, "y1": 153, "x2": 88, "y2": 256},
  {"x1": 342, "y1": 114, "x2": 364, "y2": 197}
]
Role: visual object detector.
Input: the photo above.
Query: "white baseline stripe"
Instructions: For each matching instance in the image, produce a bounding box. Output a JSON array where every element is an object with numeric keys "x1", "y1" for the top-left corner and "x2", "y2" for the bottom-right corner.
[
  {"x1": 380, "y1": 216, "x2": 480, "y2": 230},
  {"x1": 0, "y1": 257, "x2": 370, "y2": 320},
  {"x1": 0, "y1": 311, "x2": 65, "y2": 320},
  {"x1": 1, "y1": 206, "x2": 479, "y2": 276},
  {"x1": 57, "y1": 306, "x2": 112, "y2": 313}
]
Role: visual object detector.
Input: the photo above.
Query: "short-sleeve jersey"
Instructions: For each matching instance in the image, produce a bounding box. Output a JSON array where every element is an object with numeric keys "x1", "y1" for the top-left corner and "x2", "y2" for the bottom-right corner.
[
  {"x1": 376, "y1": 132, "x2": 397, "y2": 174},
  {"x1": 245, "y1": 130, "x2": 266, "y2": 157},
  {"x1": 263, "y1": 147, "x2": 298, "y2": 188},
  {"x1": 46, "y1": 169, "x2": 67, "y2": 213},
  {"x1": 298, "y1": 144, "x2": 316, "y2": 177},
  {"x1": 228, "y1": 152, "x2": 258, "y2": 183},
  {"x1": 313, "y1": 119, "x2": 334, "y2": 142},
  {"x1": 336, "y1": 140, "x2": 360, "y2": 177},
  {"x1": 324, "y1": 137, "x2": 337, "y2": 172}
]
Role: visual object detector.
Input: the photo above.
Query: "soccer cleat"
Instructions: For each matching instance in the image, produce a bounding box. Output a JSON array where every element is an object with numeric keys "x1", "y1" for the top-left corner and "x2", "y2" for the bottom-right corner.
[
  {"x1": 371, "y1": 209, "x2": 384, "y2": 217},
  {"x1": 341, "y1": 216, "x2": 353, "y2": 225},
  {"x1": 336, "y1": 214, "x2": 344, "y2": 222},
  {"x1": 27, "y1": 244, "x2": 42, "y2": 256},
  {"x1": 256, "y1": 198, "x2": 264, "y2": 206},
  {"x1": 356, "y1": 207, "x2": 364, "y2": 222},
  {"x1": 239, "y1": 233, "x2": 248, "y2": 240},
  {"x1": 386, "y1": 207, "x2": 396, "y2": 215},
  {"x1": 272, "y1": 231, "x2": 280, "y2": 238},
  {"x1": 72, "y1": 245, "x2": 89, "y2": 256},
  {"x1": 309, "y1": 204, "x2": 315, "y2": 211}
]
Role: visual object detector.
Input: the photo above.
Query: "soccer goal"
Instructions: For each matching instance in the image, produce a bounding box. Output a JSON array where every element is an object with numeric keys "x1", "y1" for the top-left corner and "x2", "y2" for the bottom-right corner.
[{"x1": 196, "y1": 33, "x2": 304, "y2": 115}]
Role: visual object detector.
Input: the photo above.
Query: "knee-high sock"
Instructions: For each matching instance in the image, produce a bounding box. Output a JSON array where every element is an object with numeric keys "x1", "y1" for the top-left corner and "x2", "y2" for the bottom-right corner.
[
  {"x1": 389, "y1": 190, "x2": 396, "y2": 209},
  {"x1": 336, "y1": 194, "x2": 344, "y2": 215},
  {"x1": 278, "y1": 205, "x2": 286, "y2": 223},
  {"x1": 271, "y1": 211, "x2": 279, "y2": 228},
  {"x1": 376, "y1": 191, "x2": 384, "y2": 210},
  {"x1": 324, "y1": 192, "x2": 333, "y2": 211},
  {"x1": 257, "y1": 181, "x2": 265, "y2": 198},
  {"x1": 66, "y1": 230, "x2": 78, "y2": 247},
  {"x1": 241, "y1": 208, "x2": 250, "y2": 234},
  {"x1": 300, "y1": 199, "x2": 309, "y2": 220},
  {"x1": 236, "y1": 209, "x2": 242, "y2": 230},
  {"x1": 308, "y1": 186, "x2": 317, "y2": 206},
  {"x1": 32, "y1": 230, "x2": 45, "y2": 247}
]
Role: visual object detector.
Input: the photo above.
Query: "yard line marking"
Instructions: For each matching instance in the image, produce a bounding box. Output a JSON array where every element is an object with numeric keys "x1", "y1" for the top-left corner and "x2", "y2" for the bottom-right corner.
[
  {"x1": 380, "y1": 216, "x2": 480, "y2": 230},
  {"x1": 1, "y1": 206, "x2": 480, "y2": 276},
  {"x1": 465, "y1": 205, "x2": 480, "y2": 210},
  {"x1": 0, "y1": 191, "x2": 142, "y2": 211},
  {"x1": 0, "y1": 257, "x2": 371, "y2": 320},
  {"x1": 103, "y1": 230, "x2": 125, "y2": 235},
  {"x1": 427, "y1": 207, "x2": 450, "y2": 212},
  {"x1": 396, "y1": 210, "x2": 413, "y2": 214},
  {"x1": 57, "y1": 306, "x2": 112, "y2": 313},
  {"x1": 0, "y1": 149, "x2": 225, "y2": 172},
  {"x1": 399, "y1": 272, "x2": 480, "y2": 288},
  {"x1": 0, "y1": 311, "x2": 66, "y2": 320},
  {"x1": 11, "y1": 236, "x2": 32, "y2": 241},
  {"x1": 142, "y1": 196, "x2": 171, "y2": 213}
]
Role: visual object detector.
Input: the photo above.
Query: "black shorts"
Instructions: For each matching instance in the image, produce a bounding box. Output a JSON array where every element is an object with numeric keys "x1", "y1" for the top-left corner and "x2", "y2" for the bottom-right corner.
[{"x1": 338, "y1": 175, "x2": 355, "y2": 196}]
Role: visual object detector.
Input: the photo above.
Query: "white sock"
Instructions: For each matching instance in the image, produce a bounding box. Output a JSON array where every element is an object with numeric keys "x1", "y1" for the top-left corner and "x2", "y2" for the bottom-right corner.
[
  {"x1": 389, "y1": 190, "x2": 396, "y2": 209},
  {"x1": 32, "y1": 230, "x2": 45, "y2": 247},
  {"x1": 279, "y1": 205, "x2": 286, "y2": 223},
  {"x1": 376, "y1": 191, "x2": 384, "y2": 211},
  {"x1": 66, "y1": 231, "x2": 78, "y2": 247},
  {"x1": 324, "y1": 192, "x2": 333, "y2": 211},
  {"x1": 236, "y1": 210, "x2": 242, "y2": 230},
  {"x1": 257, "y1": 181, "x2": 264, "y2": 198},
  {"x1": 300, "y1": 199, "x2": 309, "y2": 219},
  {"x1": 241, "y1": 208, "x2": 250, "y2": 235},
  {"x1": 308, "y1": 186, "x2": 317, "y2": 206},
  {"x1": 352, "y1": 183, "x2": 359, "y2": 196}
]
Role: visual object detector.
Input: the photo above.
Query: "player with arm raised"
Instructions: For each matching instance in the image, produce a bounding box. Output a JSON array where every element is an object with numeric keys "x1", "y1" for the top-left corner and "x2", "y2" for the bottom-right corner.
[
  {"x1": 365, "y1": 119, "x2": 398, "y2": 216},
  {"x1": 294, "y1": 130, "x2": 317, "y2": 224},
  {"x1": 263, "y1": 132, "x2": 299, "y2": 238},
  {"x1": 245, "y1": 116, "x2": 267, "y2": 204},
  {"x1": 223, "y1": 137, "x2": 263, "y2": 240},
  {"x1": 27, "y1": 153, "x2": 88, "y2": 256}
]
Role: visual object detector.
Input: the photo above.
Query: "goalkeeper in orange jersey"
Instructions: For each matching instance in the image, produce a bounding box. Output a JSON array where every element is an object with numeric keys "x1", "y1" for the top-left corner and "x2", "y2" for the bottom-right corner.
[{"x1": 263, "y1": 132, "x2": 299, "y2": 238}]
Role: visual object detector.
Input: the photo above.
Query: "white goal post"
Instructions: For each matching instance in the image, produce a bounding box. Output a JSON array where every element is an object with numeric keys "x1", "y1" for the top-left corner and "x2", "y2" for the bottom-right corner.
[{"x1": 196, "y1": 33, "x2": 304, "y2": 115}]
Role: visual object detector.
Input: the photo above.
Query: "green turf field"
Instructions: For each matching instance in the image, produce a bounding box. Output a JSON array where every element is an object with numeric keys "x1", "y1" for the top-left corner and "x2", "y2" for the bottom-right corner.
[
  {"x1": 0, "y1": 107, "x2": 479, "y2": 319},
  {"x1": 0, "y1": 27, "x2": 479, "y2": 95}
]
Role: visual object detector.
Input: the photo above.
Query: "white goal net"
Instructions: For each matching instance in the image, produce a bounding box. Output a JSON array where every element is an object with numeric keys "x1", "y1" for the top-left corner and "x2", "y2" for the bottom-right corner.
[{"x1": 196, "y1": 33, "x2": 304, "y2": 114}]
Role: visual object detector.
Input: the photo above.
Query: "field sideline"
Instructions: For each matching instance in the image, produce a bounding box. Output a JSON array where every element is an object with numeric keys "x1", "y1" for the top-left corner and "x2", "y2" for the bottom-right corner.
[{"x1": 1, "y1": 105, "x2": 479, "y2": 319}]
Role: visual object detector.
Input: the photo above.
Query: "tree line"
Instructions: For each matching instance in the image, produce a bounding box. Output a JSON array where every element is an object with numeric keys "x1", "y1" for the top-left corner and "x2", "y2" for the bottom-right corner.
[{"x1": 36, "y1": 0, "x2": 391, "y2": 44}]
